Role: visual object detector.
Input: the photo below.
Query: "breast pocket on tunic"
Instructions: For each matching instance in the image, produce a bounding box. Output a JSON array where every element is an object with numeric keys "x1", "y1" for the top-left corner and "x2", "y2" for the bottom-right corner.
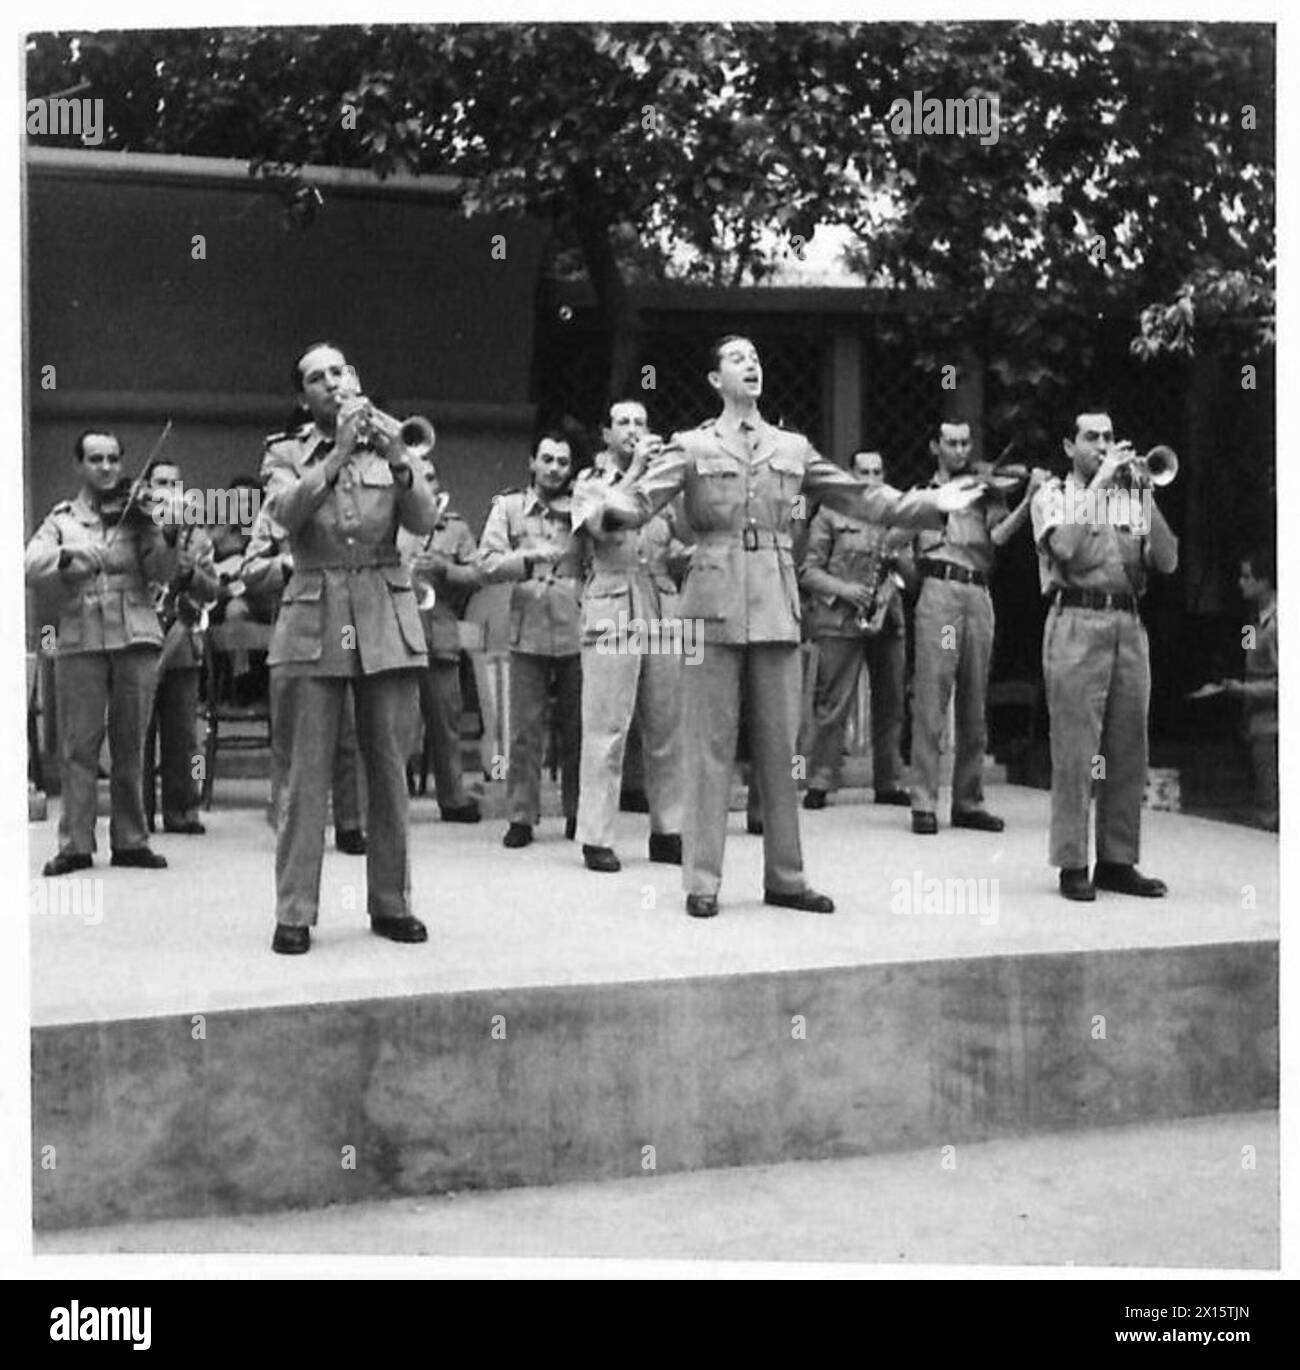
[
  {"x1": 769, "y1": 453, "x2": 805, "y2": 516},
  {"x1": 582, "y1": 574, "x2": 632, "y2": 640},
  {"x1": 693, "y1": 456, "x2": 742, "y2": 520}
]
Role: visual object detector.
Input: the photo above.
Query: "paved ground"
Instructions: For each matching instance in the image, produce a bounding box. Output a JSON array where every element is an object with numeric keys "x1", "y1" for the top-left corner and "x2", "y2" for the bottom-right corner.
[
  {"x1": 29, "y1": 782, "x2": 1278, "y2": 1025},
  {"x1": 35, "y1": 1111, "x2": 1278, "y2": 1270}
]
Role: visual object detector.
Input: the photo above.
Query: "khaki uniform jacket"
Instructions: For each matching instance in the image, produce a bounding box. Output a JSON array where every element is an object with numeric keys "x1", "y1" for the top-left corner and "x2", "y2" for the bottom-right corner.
[
  {"x1": 239, "y1": 503, "x2": 293, "y2": 622},
  {"x1": 572, "y1": 463, "x2": 687, "y2": 645},
  {"x1": 25, "y1": 493, "x2": 178, "y2": 656},
  {"x1": 914, "y1": 474, "x2": 1006, "y2": 577},
  {"x1": 800, "y1": 504, "x2": 911, "y2": 639},
  {"x1": 260, "y1": 424, "x2": 438, "y2": 674},
  {"x1": 597, "y1": 416, "x2": 947, "y2": 646},
  {"x1": 478, "y1": 486, "x2": 583, "y2": 656},
  {"x1": 155, "y1": 527, "x2": 220, "y2": 673},
  {"x1": 397, "y1": 512, "x2": 481, "y2": 660}
]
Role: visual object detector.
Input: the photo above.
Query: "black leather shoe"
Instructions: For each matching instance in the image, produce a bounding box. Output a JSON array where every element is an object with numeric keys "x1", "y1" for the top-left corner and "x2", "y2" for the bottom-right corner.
[
  {"x1": 335, "y1": 829, "x2": 367, "y2": 855},
  {"x1": 371, "y1": 914, "x2": 429, "y2": 943},
  {"x1": 802, "y1": 788, "x2": 827, "y2": 811},
  {"x1": 685, "y1": 893, "x2": 719, "y2": 919},
  {"x1": 1059, "y1": 867, "x2": 1096, "y2": 902},
  {"x1": 272, "y1": 924, "x2": 310, "y2": 954},
  {"x1": 564, "y1": 816, "x2": 577, "y2": 840},
  {"x1": 1093, "y1": 862, "x2": 1168, "y2": 898},
  {"x1": 764, "y1": 887, "x2": 835, "y2": 914},
  {"x1": 163, "y1": 819, "x2": 206, "y2": 835},
  {"x1": 619, "y1": 788, "x2": 650, "y2": 813},
  {"x1": 746, "y1": 816, "x2": 764, "y2": 835},
  {"x1": 648, "y1": 832, "x2": 682, "y2": 865},
  {"x1": 111, "y1": 848, "x2": 168, "y2": 869},
  {"x1": 875, "y1": 788, "x2": 911, "y2": 807},
  {"x1": 951, "y1": 809, "x2": 1005, "y2": 832},
  {"x1": 42, "y1": 852, "x2": 92, "y2": 878},
  {"x1": 440, "y1": 802, "x2": 482, "y2": 824},
  {"x1": 911, "y1": 811, "x2": 938, "y2": 835},
  {"x1": 503, "y1": 823, "x2": 533, "y2": 849},
  {"x1": 583, "y1": 844, "x2": 622, "y2": 873}
]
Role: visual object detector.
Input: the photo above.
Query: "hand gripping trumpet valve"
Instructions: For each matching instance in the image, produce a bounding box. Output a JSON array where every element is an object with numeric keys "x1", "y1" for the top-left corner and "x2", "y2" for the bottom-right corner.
[{"x1": 338, "y1": 369, "x2": 436, "y2": 461}]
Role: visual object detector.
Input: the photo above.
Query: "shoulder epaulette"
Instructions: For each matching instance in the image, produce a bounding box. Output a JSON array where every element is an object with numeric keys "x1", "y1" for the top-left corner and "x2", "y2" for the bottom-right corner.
[
  {"x1": 492, "y1": 487, "x2": 523, "y2": 501},
  {"x1": 263, "y1": 423, "x2": 310, "y2": 448},
  {"x1": 50, "y1": 500, "x2": 74, "y2": 515}
]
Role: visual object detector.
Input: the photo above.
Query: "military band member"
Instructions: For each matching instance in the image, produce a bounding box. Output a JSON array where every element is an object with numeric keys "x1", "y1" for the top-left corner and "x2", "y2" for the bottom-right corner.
[
  {"x1": 1030, "y1": 408, "x2": 1178, "y2": 901},
  {"x1": 26, "y1": 430, "x2": 177, "y2": 874},
  {"x1": 571, "y1": 399, "x2": 689, "y2": 872},
  {"x1": 242, "y1": 496, "x2": 367, "y2": 849},
  {"x1": 398, "y1": 457, "x2": 483, "y2": 823},
  {"x1": 260, "y1": 342, "x2": 438, "y2": 953},
  {"x1": 478, "y1": 432, "x2": 584, "y2": 848},
  {"x1": 593, "y1": 335, "x2": 984, "y2": 918},
  {"x1": 145, "y1": 457, "x2": 220, "y2": 834},
  {"x1": 909, "y1": 421, "x2": 1046, "y2": 835},
  {"x1": 799, "y1": 450, "x2": 913, "y2": 809}
]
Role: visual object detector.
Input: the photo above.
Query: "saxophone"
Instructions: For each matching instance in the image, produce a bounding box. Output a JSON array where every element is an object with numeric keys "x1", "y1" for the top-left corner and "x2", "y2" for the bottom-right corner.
[{"x1": 851, "y1": 545, "x2": 904, "y2": 637}]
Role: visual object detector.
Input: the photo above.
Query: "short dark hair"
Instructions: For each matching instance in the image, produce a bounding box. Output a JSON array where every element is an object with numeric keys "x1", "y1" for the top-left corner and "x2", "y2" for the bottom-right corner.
[
  {"x1": 291, "y1": 340, "x2": 346, "y2": 393},
  {"x1": 1241, "y1": 546, "x2": 1276, "y2": 586},
  {"x1": 1064, "y1": 406, "x2": 1114, "y2": 440},
  {"x1": 74, "y1": 429, "x2": 122, "y2": 461},
  {"x1": 707, "y1": 334, "x2": 753, "y2": 372},
  {"x1": 142, "y1": 456, "x2": 180, "y2": 482},
  {"x1": 228, "y1": 474, "x2": 262, "y2": 491},
  {"x1": 534, "y1": 429, "x2": 573, "y2": 456},
  {"x1": 605, "y1": 397, "x2": 647, "y2": 424},
  {"x1": 932, "y1": 419, "x2": 973, "y2": 444}
]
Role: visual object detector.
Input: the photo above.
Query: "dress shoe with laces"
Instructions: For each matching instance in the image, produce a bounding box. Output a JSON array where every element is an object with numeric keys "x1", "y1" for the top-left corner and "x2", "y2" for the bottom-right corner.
[
  {"x1": 370, "y1": 914, "x2": 429, "y2": 943},
  {"x1": 951, "y1": 809, "x2": 1005, "y2": 832},
  {"x1": 42, "y1": 852, "x2": 92, "y2": 878},
  {"x1": 1059, "y1": 867, "x2": 1096, "y2": 902},
  {"x1": 764, "y1": 887, "x2": 835, "y2": 914},
  {"x1": 648, "y1": 832, "x2": 682, "y2": 865},
  {"x1": 439, "y1": 802, "x2": 481, "y2": 824},
  {"x1": 335, "y1": 829, "x2": 367, "y2": 855},
  {"x1": 1093, "y1": 862, "x2": 1167, "y2": 898},
  {"x1": 111, "y1": 848, "x2": 168, "y2": 869},
  {"x1": 685, "y1": 893, "x2": 719, "y2": 919},
  {"x1": 272, "y1": 924, "x2": 310, "y2": 955},
  {"x1": 875, "y1": 788, "x2": 911, "y2": 806},
  {"x1": 503, "y1": 822, "x2": 533, "y2": 849},
  {"x1": 802, "y1": 788, "x2": 827, "y2": 810},
  {"x1": 583, "y1": 844, "x2": 621, "y2": 873},
  {"x1": 911, "y1": 811, "x2": 938, "y2": 835},
  {"x1": 163, "y1": 819, "x2": 206, "y2": 835}
]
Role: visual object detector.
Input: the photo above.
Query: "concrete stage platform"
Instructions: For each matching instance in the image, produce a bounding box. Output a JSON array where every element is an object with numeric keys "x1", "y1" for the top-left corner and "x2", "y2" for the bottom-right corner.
[{"x1": 29, "y1": 783, "x2": 1278, "y2": 1232}]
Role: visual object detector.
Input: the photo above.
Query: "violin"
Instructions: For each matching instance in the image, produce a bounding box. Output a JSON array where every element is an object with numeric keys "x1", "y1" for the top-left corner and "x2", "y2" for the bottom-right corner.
[{"x1": 97, "y1": 476, "x2": 161, "y2": 531}]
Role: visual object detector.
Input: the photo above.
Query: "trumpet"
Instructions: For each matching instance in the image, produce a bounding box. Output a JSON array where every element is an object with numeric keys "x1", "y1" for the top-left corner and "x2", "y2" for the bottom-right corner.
[
  {"x1": 1113, "y1": 444, "x2": 1178, "y2": 488},
  {"x1": 337, "y1": 371, "x2": 436, "y2": 460}
]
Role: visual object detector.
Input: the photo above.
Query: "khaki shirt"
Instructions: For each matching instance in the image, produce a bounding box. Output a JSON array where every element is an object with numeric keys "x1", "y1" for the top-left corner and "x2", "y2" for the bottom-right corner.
[
  {"x1": 572, "y1": 462, "x2": 687, "y2": 645},
  {"x1": 914, "y1": 474, "x2": 1006, "y2": 577},
  {"x1": 260, "y1": 423, "x2": 438, "y2": 675},
  {"x1": 154, "y1": 526, "x2": 220, "y2": 673},
  {"x1": 25, "y1": 493, "x2": 177, "y2": 657},
  {"x1": 597, "y1": 416, "x2": 947, "y2": 646},
  {"x1": 478, "y1": 486, "x2": 583, "y2": 656},
  {"x1": 1030, "y1": 475, "x2": 1148, "y2": 597},
  {"x1": 397, "y1": 512, "x2": 481, "y2": 660},
  {"x1": 800, "y1": 505, "x2": 911, "y2": 639}
]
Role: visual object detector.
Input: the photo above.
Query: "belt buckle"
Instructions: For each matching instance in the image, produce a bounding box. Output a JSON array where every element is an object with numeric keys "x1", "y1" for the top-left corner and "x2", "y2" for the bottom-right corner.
[{"x1": 743, "y1": 525, "x2": 759, "y2": 552}]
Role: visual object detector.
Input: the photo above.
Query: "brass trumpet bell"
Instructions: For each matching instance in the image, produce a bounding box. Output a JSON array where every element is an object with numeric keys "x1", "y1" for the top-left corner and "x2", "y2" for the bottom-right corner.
[{"x1": 397, "y1": 414, "x2": 437, "y2": 461}]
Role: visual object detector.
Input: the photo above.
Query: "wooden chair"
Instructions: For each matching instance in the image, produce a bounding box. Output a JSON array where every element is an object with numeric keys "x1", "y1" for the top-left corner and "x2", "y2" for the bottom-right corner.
[{"x1": 201, "y1": 620, "x2": 273, "y2": 808}]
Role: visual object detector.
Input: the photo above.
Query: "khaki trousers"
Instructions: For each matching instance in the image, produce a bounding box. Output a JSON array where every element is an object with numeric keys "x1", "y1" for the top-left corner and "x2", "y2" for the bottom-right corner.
[
  {"x1": 55, "y1": 647, "x2": 159, "y2": 856},
  {"x1": 507, "y1": 652, "x2": 582, "y2": 827},
  {"x1": 1043, "y1": 605, "x2": 1150, "y2": 869},
  {"x1": 576, "y1": 642, "x2": 683, "y2": 849},
  {"x1": 806, "y1": 633, "x2": 905, "y2": 793},
  {"x1": 684, "y1": 642, "x2": 804, "y2": 898},
  {"x1": 271, "y1": 670, "x2": 419, "y2": 926}
]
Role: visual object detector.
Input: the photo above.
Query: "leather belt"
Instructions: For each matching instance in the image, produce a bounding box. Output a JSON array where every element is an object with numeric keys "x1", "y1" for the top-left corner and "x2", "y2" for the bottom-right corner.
[
  {"x1": 699, "y1": 527, "x2": 792, "y2": 553},
  {"x1": 300, "y1": 549, "x2": 402, "y2": 571},
  {"x1": 920, "y1": 559, "x2": 988, "y2": 588},
  {"x1": 1054, "y1": 587, "x2": 1138, "y2": 613}
]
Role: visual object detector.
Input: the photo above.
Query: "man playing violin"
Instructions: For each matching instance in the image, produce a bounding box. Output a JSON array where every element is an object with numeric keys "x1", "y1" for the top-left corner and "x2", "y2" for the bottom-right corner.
[{"x1": 26, "y1": 430, "x2": 178, "y2": 875}]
